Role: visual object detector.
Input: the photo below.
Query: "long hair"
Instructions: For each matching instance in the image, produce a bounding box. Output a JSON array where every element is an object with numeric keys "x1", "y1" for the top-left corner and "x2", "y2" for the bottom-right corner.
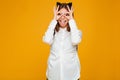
[{"x1": 53, "y1": 2, "x2": 74, "y2": 35}]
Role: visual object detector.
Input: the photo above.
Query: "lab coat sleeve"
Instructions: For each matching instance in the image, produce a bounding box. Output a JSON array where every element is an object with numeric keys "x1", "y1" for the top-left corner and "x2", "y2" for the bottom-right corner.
[
  {"x1": 69, "y1": 19, "x2": 82, "y2": 45},
  {"x1": 42, "y1": 19, "x2": 57, "y2": 45}
]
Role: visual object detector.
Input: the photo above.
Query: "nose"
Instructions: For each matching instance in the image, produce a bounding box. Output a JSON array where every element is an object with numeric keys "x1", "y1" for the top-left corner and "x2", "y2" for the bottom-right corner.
[{"x1": 61, "y1": 15, "x2": 65, "y2": 19}]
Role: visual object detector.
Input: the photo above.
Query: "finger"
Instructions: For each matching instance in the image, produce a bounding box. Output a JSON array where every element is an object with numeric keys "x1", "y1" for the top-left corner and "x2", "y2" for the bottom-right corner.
[
  {"x1": 67, "y1": 5, "x2": 71, "y2": 12},
  {"x1": 71, "y1": 6, "x2": 74, "y2": 12},
  {"x1": 64, "y1": 15, "x2": 69, "y2": 20},
  {"x1": 57, "y1": 15, "x2": 61, "y2": 20},
  {"x1": 56, "y1": 11, "x2": 60, "y2": 14},
  {"x1": 56, "y1": 5, "x2": 59, "y2": 11},
  {"x1": 65, "y1": 12, "x2": 70, "y2": 14},
  {"x1": 65, "y1": 16, "x2": 70, "y2": 20}
]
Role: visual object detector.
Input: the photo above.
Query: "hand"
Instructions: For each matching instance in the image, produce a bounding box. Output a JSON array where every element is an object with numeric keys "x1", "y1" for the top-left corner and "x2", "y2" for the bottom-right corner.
[
  {"x1": 66, "y1": 5, "x2": 74, "y2": 20},
  {"x1": 53, "y1": 5, "x2": 61, "y2": 20}
]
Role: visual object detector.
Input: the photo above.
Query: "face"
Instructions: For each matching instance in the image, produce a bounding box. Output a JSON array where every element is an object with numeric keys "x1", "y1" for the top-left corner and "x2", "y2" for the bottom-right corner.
[{"x1": 57, "y1": 8, "x2": 69, "y2": 28}]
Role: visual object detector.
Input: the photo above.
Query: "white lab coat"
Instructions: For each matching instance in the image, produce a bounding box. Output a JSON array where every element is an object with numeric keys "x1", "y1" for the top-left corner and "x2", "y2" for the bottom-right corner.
[{"x1": 42, "y1": 19, "x2": 82, "y2": 80}]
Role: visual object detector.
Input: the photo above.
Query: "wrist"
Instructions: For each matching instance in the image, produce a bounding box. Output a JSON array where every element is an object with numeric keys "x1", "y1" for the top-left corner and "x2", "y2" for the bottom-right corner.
[
  {"x1": 69, "y1": 16, "x2": 73, "y2": 20},
  {"x1": 53, "y1": 16, "x2": 56, "y2": 20},
  {"x1": 68, "y1": 18, "x2": 77, "y2": 30},
  {"x1": 69, "y1": 17, "x2": 74, "y2": 21},
  {"x1": 48, "y1": 19, "x2": 57, "y2": 29}
]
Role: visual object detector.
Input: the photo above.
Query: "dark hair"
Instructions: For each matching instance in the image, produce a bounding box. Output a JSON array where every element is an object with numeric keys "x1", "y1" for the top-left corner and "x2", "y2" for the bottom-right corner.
[
  {"x1": 56, "y1": 2, "x2": 72, "y2": 11},
  {"x1": 54, "y1": 2, "x2": 74, "y2": 35}
]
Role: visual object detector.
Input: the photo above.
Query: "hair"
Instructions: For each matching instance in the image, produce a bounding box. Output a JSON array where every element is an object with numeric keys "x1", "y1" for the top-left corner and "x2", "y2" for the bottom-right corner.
[{"x1": 54, "y1": 2, "x2": 74, "y2": 35}]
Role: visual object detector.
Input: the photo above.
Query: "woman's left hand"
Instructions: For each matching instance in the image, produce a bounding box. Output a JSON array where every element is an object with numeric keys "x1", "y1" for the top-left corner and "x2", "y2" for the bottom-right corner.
[{"x1": 66, "y1": 5, "x2": 74, "y2": 20}]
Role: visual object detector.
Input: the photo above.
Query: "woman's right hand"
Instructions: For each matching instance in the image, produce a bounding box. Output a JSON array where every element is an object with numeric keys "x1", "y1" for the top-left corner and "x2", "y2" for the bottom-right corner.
[{"x1": 53, "y1": 5, "x2": 61, "y2": 20}]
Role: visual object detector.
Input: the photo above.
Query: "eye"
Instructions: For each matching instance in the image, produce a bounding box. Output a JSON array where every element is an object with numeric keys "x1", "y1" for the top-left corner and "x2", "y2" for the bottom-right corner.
[
  {"x1": 57, "y1": 13, "x2": 61, "y2": 16},
  {"x1": 65, "y1": 13, "x2": 70, "y2": 16}
]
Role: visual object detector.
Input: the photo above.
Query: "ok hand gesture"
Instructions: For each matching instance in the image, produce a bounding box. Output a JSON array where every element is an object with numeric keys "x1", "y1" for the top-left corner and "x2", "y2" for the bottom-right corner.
[
  {"x1": 66, "y1": 5, "x2": 74, "y2": 20},
  {"x1": 53, "y1": 5, "x2": 61, "y2": 20},
  {"x1": 53, "y1": 5, "x2": 74, "y2": 21}
]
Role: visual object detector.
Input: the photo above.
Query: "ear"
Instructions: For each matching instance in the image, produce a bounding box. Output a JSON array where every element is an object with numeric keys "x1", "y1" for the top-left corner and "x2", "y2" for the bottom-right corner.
[
  {"x1": 56, "y1": 2, "x2": 62, "y2": 6},
  {"x1": 67, "y1": 2, "x2": 72, "y2": 9}
]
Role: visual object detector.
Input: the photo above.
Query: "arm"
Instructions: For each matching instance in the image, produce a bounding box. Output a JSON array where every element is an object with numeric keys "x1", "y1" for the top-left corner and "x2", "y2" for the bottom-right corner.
[
  {"x1": 42, "y1": 5, "x2": 61, "y2": 45},
  {"x1": 42, "y1": 19, "x2": 57, "y2": 45},
  {"x1": 69, "y1": 19, "x2": 82, "y2": 45}
]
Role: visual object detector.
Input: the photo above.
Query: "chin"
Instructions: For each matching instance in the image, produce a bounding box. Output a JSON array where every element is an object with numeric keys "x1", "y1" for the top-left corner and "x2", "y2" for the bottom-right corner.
[
  {"x1": 60, "y1": 26, "x2": 66, "y2": 28},
  {"x1": 59, "y1": 24, "x2": 67, "y2": 28}
]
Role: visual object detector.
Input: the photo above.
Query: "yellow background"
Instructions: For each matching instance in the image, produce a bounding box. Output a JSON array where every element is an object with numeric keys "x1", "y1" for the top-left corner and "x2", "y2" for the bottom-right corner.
[{"x1": 0, "y1": 0, "x2": 120, "y2": 80}]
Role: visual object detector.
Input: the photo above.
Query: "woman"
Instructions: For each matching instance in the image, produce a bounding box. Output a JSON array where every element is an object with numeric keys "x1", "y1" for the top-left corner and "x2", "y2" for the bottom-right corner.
[{"x1": 42, "y1": 2, "x2": 82, "y2": 80}]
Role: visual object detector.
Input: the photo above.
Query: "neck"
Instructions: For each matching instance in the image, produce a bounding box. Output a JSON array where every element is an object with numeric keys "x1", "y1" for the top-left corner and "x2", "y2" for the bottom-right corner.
[
  {"x1": 60, "y1": 25, "x2": 68, "y2": 29},
  {"x1": 60, "y1": 27, "x2": 66, "y2": 29}
]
